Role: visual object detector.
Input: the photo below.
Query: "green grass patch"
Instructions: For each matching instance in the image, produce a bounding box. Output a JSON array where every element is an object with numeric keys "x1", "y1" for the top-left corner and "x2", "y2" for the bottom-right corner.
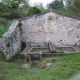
[
  {"x1": 0, "y1": 53, "x2": 80, "y2": 80},
  {"x1": 0, "y1": 18, "x2": 12, "y2": 37}
]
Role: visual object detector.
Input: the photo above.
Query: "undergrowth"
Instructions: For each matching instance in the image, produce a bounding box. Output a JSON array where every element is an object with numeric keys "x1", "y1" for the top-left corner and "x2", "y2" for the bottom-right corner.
[{"x1": 0, "y1": 18, "x2": 12, "y2": 37}]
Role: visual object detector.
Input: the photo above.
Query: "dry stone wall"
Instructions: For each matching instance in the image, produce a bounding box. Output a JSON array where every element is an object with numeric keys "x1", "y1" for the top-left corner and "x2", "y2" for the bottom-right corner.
[
  {"x1": 1, "y1": 21, "x2": 21, "y2": 61},
  {"x1": 1, "y1": 12, "x2": 80, "y2": 61},
  {"x1": 0, "y1": 38, "x2": 5, "y2": 52},
  {"x1": 0, "y1": 39, "x2": 2, "y2": 51},
  {"x1": 21, "y1": 12, "x2": 80, "y2": 46}
]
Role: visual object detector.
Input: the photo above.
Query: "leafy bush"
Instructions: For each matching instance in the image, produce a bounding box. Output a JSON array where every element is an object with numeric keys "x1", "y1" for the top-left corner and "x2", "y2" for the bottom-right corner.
[
  {"x1": 0, "y1": 19, "x2": 12, "y2": 37},
  {"x1": 0, "y1": 2, "x2": 9, "y2": 17},
  {"x1": 0, "y1": 0, "x2": 45, "y2": 19},
  {"x1": 0, "y1": 0, "x2": 29, "y2": 19},
  {"x1": 74, "y1": 0, "x2": 80, "y2": 10},
  {"x1": 0, "y1": 18, "x2": 8, "y2": 26},
  {"x1": 27, "y1": 6, "x2": 42, "y2": 16},
  {"x1": 6, "y1": 12, "x2": 22, "y2": 19},
  {"x1": 0, "y1": 27, "x2": 6, "y2": 37},
  {"x1": 21, "y1": 11, "x2": 29, "y2": 17},
  {"x1": 47, "y1": 0, "x2": 63, "y2": 9}
]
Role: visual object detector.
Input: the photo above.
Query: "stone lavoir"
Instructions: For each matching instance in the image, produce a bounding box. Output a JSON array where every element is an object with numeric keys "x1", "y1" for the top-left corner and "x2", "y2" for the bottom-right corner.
[{"x1": 0, "y1": 11, "x2": 80, "y2": 61}]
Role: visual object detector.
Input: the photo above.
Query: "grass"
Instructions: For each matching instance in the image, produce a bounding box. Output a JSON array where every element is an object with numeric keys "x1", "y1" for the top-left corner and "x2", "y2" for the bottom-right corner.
[
  {"x1": 0, "y1": 52, "x2": 80, "y2": 80},
  {"x1": 0, "y1": 18, "x2": 12, "y2": 37}
]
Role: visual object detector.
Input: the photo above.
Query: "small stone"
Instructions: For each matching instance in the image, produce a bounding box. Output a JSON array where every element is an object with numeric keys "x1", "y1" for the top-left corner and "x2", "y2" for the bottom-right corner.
[
  {"x1": 41, "y1": 63, "x2": 53, "y2": 69},
  {"x1": 46, "y1": 63, "x2": 52, "y2": 68},
  {"x1": 22, "y1": 64, "x2": 31, "y2": 69}
]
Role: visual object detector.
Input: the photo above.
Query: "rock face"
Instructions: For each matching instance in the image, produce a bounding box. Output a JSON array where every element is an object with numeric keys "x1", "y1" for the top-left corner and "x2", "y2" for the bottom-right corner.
[
  {"x1": 1, "y1": 21, "x2": 21, "y2": 61},
  {"x1": 21, "y1": 12, "x2": 80, "y2": 46}
]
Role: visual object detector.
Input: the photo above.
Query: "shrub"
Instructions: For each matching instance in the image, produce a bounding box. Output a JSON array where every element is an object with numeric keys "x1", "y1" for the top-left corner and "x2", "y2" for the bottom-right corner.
[
  {"x1": 6, "y1": 12, "x2": 22, "y2": 19},
  {"x1": 27, "y1": 6, "x2": 42, "y2": 16},
  {"x1": 0, "y1": 2, "x2": 9, "y2": 17},
  {"x1": 0, "y1": 18, "x2": 8, "y2": 26},
  {"x1": 21, "y1": 11, "x2": 29, "y2": 17},
  {"x1": 0, "y1": 19, "x2": 12, "y2": 37},
  {"x1": 47, "y1": 0, "x2": 63, "y2": 9}
]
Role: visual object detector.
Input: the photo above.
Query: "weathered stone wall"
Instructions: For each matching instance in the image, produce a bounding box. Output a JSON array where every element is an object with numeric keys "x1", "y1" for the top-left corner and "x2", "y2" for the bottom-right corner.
[
  {"x1": 1, "y1": 12, "x2": 80, "y2": 61},
  {"x1": 0, "y1": 38, "x2": 5, "y2": 52},
  {"x1": 0, "y1": 39, "x2": 2, "y2": 51},
  {"x1": 21, "y1": 12, "x2": 80, "y2": 46},
  {"x1": 1, "y1": 21, "x2": 21, "y2": 61}
]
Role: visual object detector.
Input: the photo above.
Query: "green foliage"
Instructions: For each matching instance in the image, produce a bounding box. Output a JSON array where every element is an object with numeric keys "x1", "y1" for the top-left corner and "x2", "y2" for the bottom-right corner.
[
  {"x1": 21, "y1": 11, "x2": 28, "y2": 17},
  {"x1": 2, "y1": 0, "x2": 28, "y2": 9},
  {"x1": 66, "y1": 0, "x2": 80, "y2": 12},
  {"x1": 0, "y1": 0, "x2": 45, "y2": 19},
  {"x1": 0, "y1": 18, "x2": 8, "y2": 26},
  {"x1": 0, "y1": 19, "x2": 12, "y2": 37},
  {"x1": 33, "y1": 2, "x2": 46, "y2": 12},
  {"x1": 47, "y1": 0, "x2": 63, "y2": 9},
  {"x1": 6, "y1": 11, "x2": 22, "y2": 19},
  {"x1": 26, "y1": 6, "x2": 42, "y2": 16},
  {"x1": 0, "y1": 0, "x2": 29, "y2": 19},
  {"x1": 74, "y1": 0, "x2": 80, "y2": 10},
  {"x1": 0, "y1": 2, "x2": 9, "y2": 17},
  {"x1": 54, "y1": 6, "x2": 80, "y2": 19},
  {"x1": 47, "y1": 0, "x2": 80, "y2": 19}
]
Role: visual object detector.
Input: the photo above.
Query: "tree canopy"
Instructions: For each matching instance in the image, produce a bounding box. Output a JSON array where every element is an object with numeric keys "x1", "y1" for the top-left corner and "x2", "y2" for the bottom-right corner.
[
  {"x1": 47, "y1": 0, "x2": 63, "y2": 9},
  {"x1": 0, "y1": 0, "x2": 29, "y2": 18}
]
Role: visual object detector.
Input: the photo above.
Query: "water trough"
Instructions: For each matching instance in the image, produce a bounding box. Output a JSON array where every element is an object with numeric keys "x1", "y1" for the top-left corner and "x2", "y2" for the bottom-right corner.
[{"x1": 19, "y1": 43, "x2": 80, "y2": 63}]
